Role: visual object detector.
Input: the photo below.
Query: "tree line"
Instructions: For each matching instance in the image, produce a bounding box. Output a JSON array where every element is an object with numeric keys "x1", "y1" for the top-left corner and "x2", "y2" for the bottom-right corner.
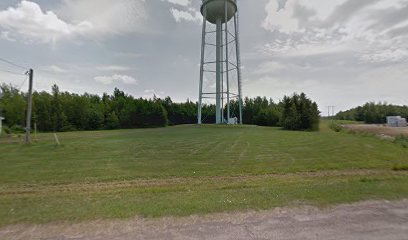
[
  {"x1": 0, "y1": 84, "x2": 320, "y2": 132},
  {"x1": 335, "y1": 102, "x2": 408, "y2": 124}
]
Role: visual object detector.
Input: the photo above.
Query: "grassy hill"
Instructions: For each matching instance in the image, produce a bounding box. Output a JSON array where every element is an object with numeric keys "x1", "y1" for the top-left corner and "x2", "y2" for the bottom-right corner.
[{"x1": 0, "y1": 123, "x2": 407, "y2": 225}]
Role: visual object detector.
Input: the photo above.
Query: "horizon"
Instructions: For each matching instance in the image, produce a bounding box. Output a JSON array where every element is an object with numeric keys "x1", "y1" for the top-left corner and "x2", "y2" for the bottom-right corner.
[{"x1": 0, "y1": 0, "x2": 407, "y2": 116}]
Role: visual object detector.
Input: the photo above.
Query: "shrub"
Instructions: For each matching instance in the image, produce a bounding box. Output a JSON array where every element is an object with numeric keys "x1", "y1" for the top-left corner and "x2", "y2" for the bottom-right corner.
[
  {"x1": 2, "y1": 126, "x2": 11, "y2": 135},
  {"x1": 105, "y1": 112, "x2": 120, "y2": 130},
  {"x1": 281, "y1": 93, "x2": 320, "y2": 131},
  {"x1": 10, "y1": 125, "x2": 25, "y2": 134},
  {"x1": 59, "y1": 125, "x2": 77, "y2": 132},
  {"x1": 392, "y1": 165, "x2": 408, "y2": 171},
  {"x1": 393, "y1": 134, "x2": 408, "y2": 148},
  {"x1": 254, "y1": 108, "x2": 280, "y2": 127},
  {"x1": 329, "y1": 121, "x2": 343, "y2": 132}
]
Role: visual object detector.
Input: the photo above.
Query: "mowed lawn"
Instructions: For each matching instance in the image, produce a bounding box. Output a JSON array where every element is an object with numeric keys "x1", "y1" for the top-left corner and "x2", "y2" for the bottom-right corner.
[{"x1": 0, "y1": 123, "x2": 407, "y2": 226}]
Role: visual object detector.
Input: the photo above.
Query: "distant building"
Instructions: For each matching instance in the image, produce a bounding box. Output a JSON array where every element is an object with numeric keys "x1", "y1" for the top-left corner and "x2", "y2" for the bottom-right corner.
[
  {"x1": 387, "y1": 116, "x2": 407, "y2": 127},
  {"x1": 0, "y1": 116, "x2": 4, "y2": 135}
]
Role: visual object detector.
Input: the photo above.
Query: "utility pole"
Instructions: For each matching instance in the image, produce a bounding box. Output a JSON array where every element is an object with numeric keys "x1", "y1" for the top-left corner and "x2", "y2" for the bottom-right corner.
[
  {"x1": 25, "y1": 69, "x2": 33, "y2": 144},
  {"x1": 327, "y1": 106, "x2": 336, "y2": 118}
]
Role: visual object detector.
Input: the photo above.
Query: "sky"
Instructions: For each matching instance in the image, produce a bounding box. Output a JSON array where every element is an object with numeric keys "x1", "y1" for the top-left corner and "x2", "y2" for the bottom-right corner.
[{"x1": 0, "y1": 0, "x2": 407, "y2": 115}]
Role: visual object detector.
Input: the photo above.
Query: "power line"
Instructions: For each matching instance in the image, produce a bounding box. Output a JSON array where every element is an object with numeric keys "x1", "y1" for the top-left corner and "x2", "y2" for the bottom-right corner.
[
  {"x1": 18, "y1": 75, "x2": 29, "y2": 91},
  {"x1": 0, "y1": 68, "x2": 25, "y2": 75},
  {"x1": 0, "y1": 57, "x2": 28, "y2": 70},
  {"x1": 0, "y1": 73, "x2": 29, "y2": 92}
]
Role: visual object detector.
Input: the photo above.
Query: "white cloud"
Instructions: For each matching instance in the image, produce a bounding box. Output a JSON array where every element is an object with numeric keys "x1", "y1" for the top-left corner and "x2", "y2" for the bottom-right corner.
[
  {"x1": 58, "y1": 0, "x2": 147, "y2": 36},
  {"x1": 96, "y1": 65, "x2": 132, "y2": 72},
  {"x1": 0, "y1": 0, "x2": 148, "y2": 44},
  {"x1": 0, "y1": 31, "x2": 16, "y2": 42},
  {"x1": 143, "y1": 89, "x2": 165, "y2": 99},
  {"x1": 360, "y1": 48, "x2": 408, "y2": 63},
  {"x1": 261, "y1": 0, "x2": 408, "y2": 63},
  {"x1": 170, "y1": 8, "x2": 201, "y2": 23},
  {"x1": 261, "y1": 40, "x2": 349, "y2": 57},
  {"x1": 254, "y1": 61, "x2": 285, "y2": 75},
  {"x1": 355, "y1": 63, "x2": 408, "y2": 101},
  {"x1": 94, "y1": 74, "x2": 138, "y2": 85},
  {"x1": 263, "y1": 0, "x2": 348, "y2": 33},
  {"x1": 114, "y1": 52, "x2": 145, "y2": 58},
  {"x1": 44, "y1": 65, "x2": 67, "y2": 73},
  {"x1": 164, "y1": 0, "x2": 191, "y2": 6},
  {"x1": 0, "y1": 1, "x2": 92, "y2": 44}
]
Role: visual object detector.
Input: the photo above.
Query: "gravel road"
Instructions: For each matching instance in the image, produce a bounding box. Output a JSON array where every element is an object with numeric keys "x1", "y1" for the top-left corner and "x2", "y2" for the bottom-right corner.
[{"x1": 1, "y1": 200, "x2": 407, "y2": 240}]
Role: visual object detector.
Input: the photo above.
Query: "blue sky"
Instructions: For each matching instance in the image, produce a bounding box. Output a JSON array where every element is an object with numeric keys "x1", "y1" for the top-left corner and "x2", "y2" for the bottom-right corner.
[{"x1": 0, "y1": 0, "x2": 407, "y2": 115}]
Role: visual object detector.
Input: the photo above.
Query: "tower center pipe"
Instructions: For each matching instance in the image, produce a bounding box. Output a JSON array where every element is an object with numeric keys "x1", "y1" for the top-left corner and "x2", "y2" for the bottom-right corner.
[{"x1": 216, "y1": 18, "x2": 223, "y2": 124}]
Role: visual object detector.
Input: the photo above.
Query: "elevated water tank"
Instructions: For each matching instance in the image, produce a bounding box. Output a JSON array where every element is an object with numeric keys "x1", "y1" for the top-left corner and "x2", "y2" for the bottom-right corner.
[{"x1": 201, "y1": 0, "x2": 237, "y2": 24}]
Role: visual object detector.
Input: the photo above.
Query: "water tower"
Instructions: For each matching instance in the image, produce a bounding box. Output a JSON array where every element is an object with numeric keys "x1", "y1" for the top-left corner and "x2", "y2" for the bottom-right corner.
[{"x1": 198, "y1": 0, "x2": 243, "y2": 124}]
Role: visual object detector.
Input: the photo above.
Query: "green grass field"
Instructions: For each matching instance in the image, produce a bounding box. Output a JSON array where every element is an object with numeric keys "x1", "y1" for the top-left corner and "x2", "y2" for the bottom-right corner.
[{"x1": 0, "y1": 122, "x2": 407, "y2": 226}]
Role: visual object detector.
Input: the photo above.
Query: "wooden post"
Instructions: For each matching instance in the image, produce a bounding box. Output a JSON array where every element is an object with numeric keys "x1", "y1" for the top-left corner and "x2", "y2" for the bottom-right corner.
[
  {"x1": 34, "y1": 122, "x2": 37, "y2": 141},
  {"x1": 25, "y1": 69, "x2": 33, "y2": 144}
]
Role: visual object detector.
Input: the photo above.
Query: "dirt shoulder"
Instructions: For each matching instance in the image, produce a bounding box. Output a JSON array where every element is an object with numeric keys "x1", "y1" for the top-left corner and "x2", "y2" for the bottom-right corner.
[
  {"x1": 1, "y1": 199, "x2": 407, "y2": 240},
  {"x1": 343, "y1": 124, "x2": 408, "y2": 137}
]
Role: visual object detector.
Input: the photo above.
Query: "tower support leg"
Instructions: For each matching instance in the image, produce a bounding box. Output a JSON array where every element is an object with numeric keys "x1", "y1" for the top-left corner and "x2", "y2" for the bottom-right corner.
[
  {"x1": 198, "y1": 7, "x2": 207, "y2": 124},
  {"x1": 234, "y1": 12, "x2": 243, "y2": 124},
  {"x1": 225, "y1": 0, "x2": 230, "y2": 123}
]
